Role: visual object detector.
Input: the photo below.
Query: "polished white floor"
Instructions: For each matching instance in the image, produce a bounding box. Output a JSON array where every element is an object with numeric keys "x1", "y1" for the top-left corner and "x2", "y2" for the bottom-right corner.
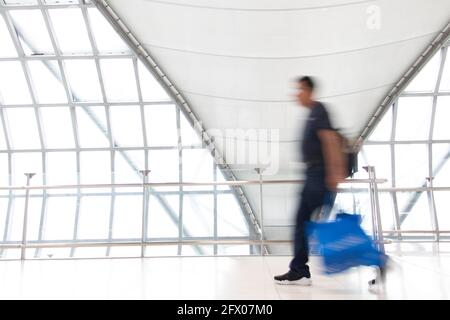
[{"x1": 1, "y1": 243, "x2": 450, "y2": 300}]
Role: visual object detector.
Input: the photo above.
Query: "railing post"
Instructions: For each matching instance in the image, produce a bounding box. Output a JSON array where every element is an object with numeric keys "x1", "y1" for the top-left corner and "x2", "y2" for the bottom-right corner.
[
  {"x1": 364, "y1": 166, "x2": 385, "y2": 253},
  {"x1": 21, "y1": 173, "x2": 35, "y2": 261},
  {"x1": 140, "y1": 170, "x2": 151, "y2": 258},
  {"x1": 426, "y1": 177, "x2": 440, "y2": 242},
  {"x1": 255, "y1": 167, "x2": 265, "y2": 256}
]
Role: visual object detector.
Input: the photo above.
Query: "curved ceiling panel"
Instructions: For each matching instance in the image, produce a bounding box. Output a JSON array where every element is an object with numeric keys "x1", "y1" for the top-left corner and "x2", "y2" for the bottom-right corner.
[{"x1": 105, "y1": 0, "x2": 450, "y2": 224}]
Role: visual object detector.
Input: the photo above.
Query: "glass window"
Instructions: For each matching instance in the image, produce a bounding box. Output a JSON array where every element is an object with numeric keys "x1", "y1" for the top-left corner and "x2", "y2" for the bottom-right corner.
[
  {"x1": 114, "y1": 150, "x2": 144, "y2": 184},
  {"x1": 43, "y1": 196, "x2": 76, "y2": 240},
  {"x1": 27, "y1": 60, "x2": 67, "y2": 104},
  {"x1": 148, "y1": 150, "x2": 179, "y2": 191},
  {"x1": 182, "y1": 149, "x2": 214, "y2": 191},
  {"x1": 40, "y1": 107, "x2": 75, "y2": 148},
  {"x1": 434, "y1": 191, "x2": 450, "y2": 230},
  {"x1": 4, "y1": 108, "x2": 41, "y2": 150},
  {"x1": 183, "y1": 195, "x2": 214, "y2": 237},
  {"x1": 24, "y1": 196, "x2": 43, "y2": 241},
  {"x1": 100, "y1": 59, "x2": 138, "y2": 102},
  {"x1": 397, "y1": 192, "x2": 432, "y2": 231},
  {"x1": 46, "y1": 152, "x2": 77, "y2": 187},
  {"x1": 7, "y1": 197, "x2": 24, "y2": 242},
  {"x1": 0, "y1": 61, "x2": 32, "y2": 105},
  {"x1": 112, "y1": 195, "x2": 142, "y2": 239},
  {"x1": 0, "y1": 198, "x2": 9, "y2": 241},
  {"x1": 147, "y1": 194, "x2": 178, "y2": 238},
  {"x1": 64, "y1": 60, "x2": 102, "y2": 102},
  {"x1": 138, "y1": 60, "x2": 170, "y2": 102},
  {"x1": 88, "y1": 7, "x2": 129, "y2": 54},
  {"x1": 145, "y1": 105, "x2": 178, "y2": 147},
  {"x1": 48, "y1": 8, "x2": 92, "y2": 55},
  {"x1": 77, "y1": 196, "x2": 110, "y2": 240},
  {"x1": 8, "y1": 196, "x2": 42, "y2": 242},
  {"x1": 438, "y1": 50, "x2": 450, "y2": 92},
  {"x1": 395, "y1": 97, "x2": 432, "y2": 141},
  {"x1": 180, "y1": 112, "x2": 201, "y2": 146},
  {"x1": 0, "y1": 16, "x2": 17, "y2": 58},
  {"x1": 433, "y1": 144, "x2": 450, "y2": 187},
  {"x1": 9, "y1": 10, "x2": 54, "y2": 56},
  {"x1": 80, "y1": 151, "x2": 111, "y2": 184},
  {"x1": 433, "y1": 97, "x2": 450, "y2": 140},
  {"x1": 404, "y1": 52, "x2": 440, "y2": 92},
  {"x1": 0, "y1": 119, "x2": 8, "y2": 151},
  {"x1": 109, "y1": 105, "x2": 143, "y2": 147},
  {"x1": 0, "y1": 3, "x2": 250, "y2": 258},
  {"x1": 218, "y1": 194, "x2": 248, "y2": 237},
  {"x1": 367, "y1": 104, "x2": 392, "y2": 141},
  {"x1": 358, "y1": 145, "x2": 392, "y2": 185},
  {"x1": 12, "y1": 152, "x2": 42, "y2": 185},
  {"x1": 0, "y1": 154, "x2": 9, "y2": 187},
  {"x1": 75, "y1": 106, "x2": 110, "y2": 148},
  {"x1": 377, "y1": 192, "x2": 397, "y2": 231},
  {"x1": 395, "y1": 144, "x2": 428, "y2": 187}
]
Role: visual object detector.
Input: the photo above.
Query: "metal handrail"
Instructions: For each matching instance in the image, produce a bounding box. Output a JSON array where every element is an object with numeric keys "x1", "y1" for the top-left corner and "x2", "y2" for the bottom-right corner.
[
  {"x1": 0, "y1": 172, "x2": 403, "y2": 260},
  {"x1": 0, "y1": 178, "x2": 388, "y2": 191}
]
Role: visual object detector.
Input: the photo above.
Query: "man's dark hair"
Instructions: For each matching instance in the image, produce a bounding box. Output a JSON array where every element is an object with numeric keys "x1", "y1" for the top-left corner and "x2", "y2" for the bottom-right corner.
[{"x1": 298, "y1": 76, "x2": 315, "y2": 91}]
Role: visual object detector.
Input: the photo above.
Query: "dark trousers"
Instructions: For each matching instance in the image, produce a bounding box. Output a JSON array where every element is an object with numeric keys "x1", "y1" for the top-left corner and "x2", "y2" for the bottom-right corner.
[{"x1": 289, "y1": 167, "x2": 336, "y2": 276}]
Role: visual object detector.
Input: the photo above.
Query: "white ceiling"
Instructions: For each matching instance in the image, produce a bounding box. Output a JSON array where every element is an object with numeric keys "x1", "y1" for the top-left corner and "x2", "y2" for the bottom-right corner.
[{"x1": 106, "y1": 0, "x2": 450, "y2": 226}]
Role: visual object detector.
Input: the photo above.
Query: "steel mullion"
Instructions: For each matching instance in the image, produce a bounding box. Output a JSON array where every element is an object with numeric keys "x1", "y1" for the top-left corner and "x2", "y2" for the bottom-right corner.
[
  {"x1": 1, "y1": 150, "x2": 13, "y2": 258},
  {"x1": 2, "y1": 8, "x2": 46, "y2": 259},
  {"x1": 427, "y1": 46, "x2": 447, "y2": 241},
  {"x1": 80, "y1": 2, "x2": 117, "y2": 256},
  {"x1": 390, "y1": 102, "x2": 402, "y2": 239},
  {"x1": 82, "y1": 5, "x2": 116, "y2": 256},
  {"x1": 132, "y1": 57, "x2": 149, "y2": 248},
  {"x1": 0, "y1": 97, "x2": 12, "y2": 258},
  {"x1": 37, "y1": 0, "x2": 82, "y2": 258},
  {"x1": 176, "y1": 107, "x2": 183, "y2": 255}
]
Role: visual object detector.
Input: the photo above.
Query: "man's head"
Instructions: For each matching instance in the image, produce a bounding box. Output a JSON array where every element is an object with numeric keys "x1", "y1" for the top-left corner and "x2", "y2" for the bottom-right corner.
[{"x1": 296, "y1": 76, "x2": 315, "y2": 108}]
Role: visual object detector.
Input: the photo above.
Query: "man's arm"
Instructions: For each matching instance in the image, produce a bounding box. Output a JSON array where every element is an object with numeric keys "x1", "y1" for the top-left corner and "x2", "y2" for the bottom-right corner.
[{"x1": 318, "y1": 129, "x2": 347, "y2": 191}]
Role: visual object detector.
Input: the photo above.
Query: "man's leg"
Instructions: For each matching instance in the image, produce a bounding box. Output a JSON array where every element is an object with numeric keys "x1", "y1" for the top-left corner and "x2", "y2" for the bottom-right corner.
[
  {"x1": 289, "y1": 192, "x2": 312, "y2": 276},
  {"x1": 289, "y1": 189, "x2": 325, "y2": 276},
  {"x1": 274, "y1": 188, "x2": 326, "y2": 284}
]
